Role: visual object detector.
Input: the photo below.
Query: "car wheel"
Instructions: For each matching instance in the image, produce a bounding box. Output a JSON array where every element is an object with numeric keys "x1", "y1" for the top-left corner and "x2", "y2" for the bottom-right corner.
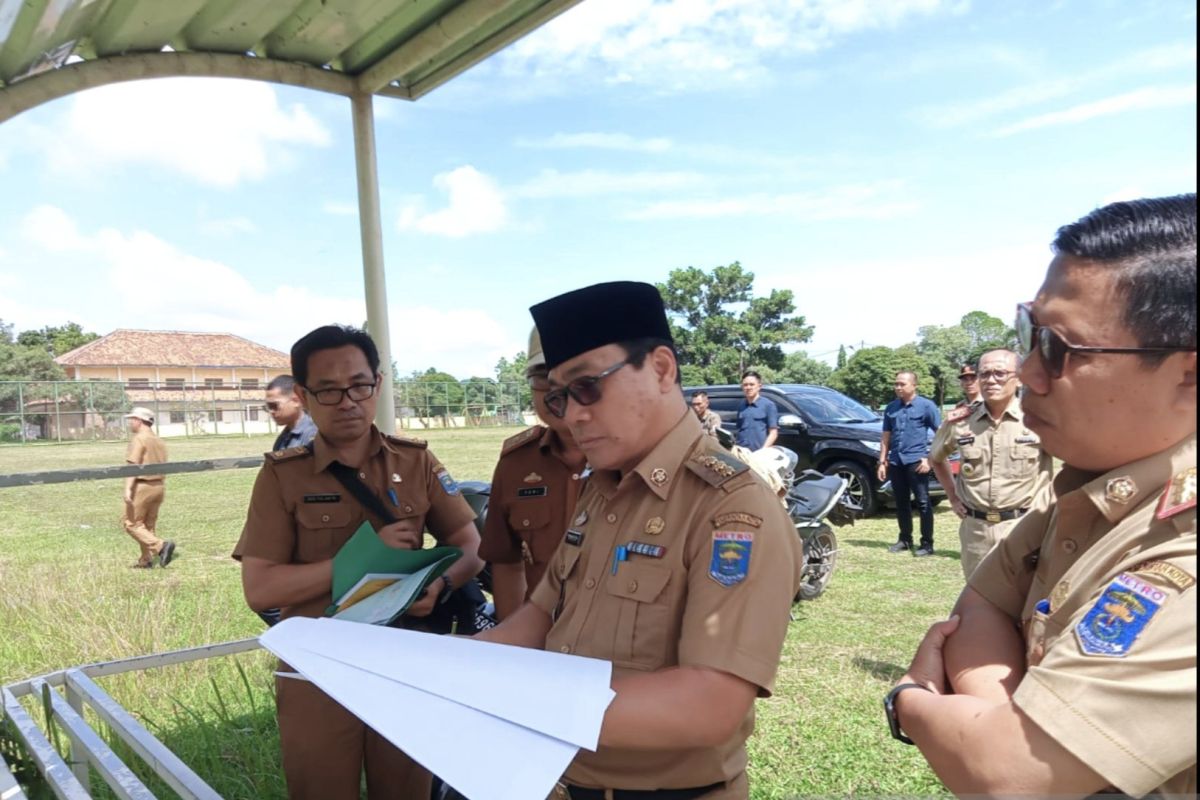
[{"x1": 824, "y1": 459, "x2": 877, "y2": 517}]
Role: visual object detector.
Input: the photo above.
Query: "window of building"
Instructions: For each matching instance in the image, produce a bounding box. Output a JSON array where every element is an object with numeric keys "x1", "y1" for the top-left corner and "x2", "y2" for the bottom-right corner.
[
  {"x1": 240, "y1": 378, "x2": 260, "y2": 389},
  {"x1": 246, "y1": 405, "x2": 260, "y2": 422},
  {"x1": 126, "y1": 378, "x2": 150, "y2": 388},
  {"x1": 165, "y1": 378, "x2": 185, "y2": 389},
  {"x1": 204, "y1": 379, "x2": 224, "y2": 388}
]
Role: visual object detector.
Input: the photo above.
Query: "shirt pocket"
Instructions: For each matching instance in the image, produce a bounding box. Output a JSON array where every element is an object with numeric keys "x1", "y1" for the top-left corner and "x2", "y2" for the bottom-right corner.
[
  {"x1": 508, "y1": 501, "x2": 555, "y2": 559},
  {"x1": 605, "y1": 563, "x2": 673, "y2": 670},
  {"x1": 1005, "y1": 443, "x2": 1042, "y2": 479},
  {"x1": 294, "y1": 504, "x2": 355, "y2": 563},
  {"x1": 959, "y1": 445, "x2": 984, "y2": 475}
]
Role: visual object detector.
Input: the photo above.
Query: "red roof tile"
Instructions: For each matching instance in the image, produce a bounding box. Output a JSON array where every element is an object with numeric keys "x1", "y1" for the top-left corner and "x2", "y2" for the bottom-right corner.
[{"x1": 56, "y1": 329, "x2": 289, "y2": 369}]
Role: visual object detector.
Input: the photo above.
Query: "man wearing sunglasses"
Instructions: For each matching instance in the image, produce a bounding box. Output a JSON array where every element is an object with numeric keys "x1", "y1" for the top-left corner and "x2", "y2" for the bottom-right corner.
[
  {"x1": 265, "y1": 374, "x2": 317, "y2": 452},
  {"x1": 890, "y1": 194, "x2": 1196, "y2": 798},
  {"x1": 233, "y1": 324, "x2": 484, "y2": 800},
  {"x1": 928, "y1": 350, "x2": 1053, "y2": 579},
  {"x1": 479, "y1": 326, "x2": 587, "y2": 621},
  {"x1": 477, "y1": 281, "x2": 803, "y2": 800}
]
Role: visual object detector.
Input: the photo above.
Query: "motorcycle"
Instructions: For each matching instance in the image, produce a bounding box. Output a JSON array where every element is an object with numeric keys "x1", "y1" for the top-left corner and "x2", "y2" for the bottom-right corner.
[{"x1": 741, "y1": 443, "x2": 856, "y2": 601}]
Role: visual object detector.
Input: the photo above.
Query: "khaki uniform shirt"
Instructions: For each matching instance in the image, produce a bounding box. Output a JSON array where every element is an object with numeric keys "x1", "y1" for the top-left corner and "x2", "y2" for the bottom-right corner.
[
  {"x1": 233, "y1": 426, "x2": 477, "y2": 621},
  {"x1": 698, "y1": 409, "x2": 723, "y2": 437},
  {"x1": 529, "y1": 412, "x2": 803, "y2": 789},
  {"x1": 126, "y1": 427, "x2": 167, "y2": 482},
  {"x1": 969, "y1": 434, "x2": 1197, "y2": 798},
  {"x1": 930, "y1": 397, "x2": 1052, "y2": 513},
  {"x1": 479, "y1": 426, "x2": 585, "y2": 597}
]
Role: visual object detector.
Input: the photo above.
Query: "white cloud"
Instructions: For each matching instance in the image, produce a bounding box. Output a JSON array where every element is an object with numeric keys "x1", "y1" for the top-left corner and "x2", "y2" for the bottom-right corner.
[
  {"x1": 627, "y1": 181, "x2": 918, "y2": 221},
  {"x1": 514, "y1": 168, "x2": 705, "y2": 198},
  {"x1": 915, "y1": 42, "x2": 1196, "y2": 128},
  {"x1": 397, "y1": 166, "x2": 509, "y2": 237},
  {"x1": 37, "y1": 78, "x2": 331, "y2": 188},
  {"x1": 517, "y1": 132, "x2": 674, "y2": 152},
  {"x1": 494, "y1": 0, "x2": 957, "y2": 92},
  {"x1": 990, "y1": 83, "x2": 1196, "y2": 137},
  {"x1": 13, "y1": 206, "x2": 515, "y2": 377}
]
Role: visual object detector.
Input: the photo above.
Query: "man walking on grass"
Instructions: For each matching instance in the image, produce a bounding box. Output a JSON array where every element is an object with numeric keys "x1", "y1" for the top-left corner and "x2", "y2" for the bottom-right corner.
[{"x1": 122, "y1": 406, "x2": 175, "y2": 568}]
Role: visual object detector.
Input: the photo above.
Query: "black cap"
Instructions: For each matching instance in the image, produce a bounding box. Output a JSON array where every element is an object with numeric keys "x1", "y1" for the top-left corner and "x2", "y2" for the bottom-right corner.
[{"x1": 530, "y1": 281, "x2": 673, "y2": 369}]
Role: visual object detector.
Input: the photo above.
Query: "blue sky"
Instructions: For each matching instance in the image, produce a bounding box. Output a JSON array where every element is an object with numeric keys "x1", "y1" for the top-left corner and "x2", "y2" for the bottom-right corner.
[{"x1": 0, "y1": 0, "x2": 1195, "y2": 379}]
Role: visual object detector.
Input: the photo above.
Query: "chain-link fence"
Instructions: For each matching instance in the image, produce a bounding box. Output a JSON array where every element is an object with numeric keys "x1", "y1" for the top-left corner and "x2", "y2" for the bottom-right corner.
[{"x1": 0, "y1": 380, "x2": 532, "y2": 443}]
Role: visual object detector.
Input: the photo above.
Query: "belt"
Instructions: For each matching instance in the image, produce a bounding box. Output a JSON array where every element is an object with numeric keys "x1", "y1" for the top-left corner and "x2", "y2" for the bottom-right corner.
[
  {"x1": 555, "y1": 781, "x2": 724, "y2": 800},
  {"x1": 965, "y1": 506, "x2": 1028, "y2": 523}
]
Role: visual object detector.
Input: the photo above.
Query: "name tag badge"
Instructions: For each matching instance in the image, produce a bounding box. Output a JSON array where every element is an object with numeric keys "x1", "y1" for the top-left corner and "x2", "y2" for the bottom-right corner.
[
  {"x1": 303, "y1": 493, "x2": 341, "y2": 503},
  {"x1": 565, "y1": 528, "x2": 585, "y2": 547},
  {"x1": 957, "y1": 435, "x2": 976, "y2": 446},
  {"x1": 517, "y1": 486, "x2": 548, "y2": 498}
]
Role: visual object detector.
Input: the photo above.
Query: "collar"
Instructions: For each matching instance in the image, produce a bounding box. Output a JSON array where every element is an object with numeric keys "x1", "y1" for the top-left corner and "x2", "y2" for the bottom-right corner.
[
  {"x1": 538, "y1": 426, "x2": 582, "y2": 468},
  {"x1": 590, "y1": 410, "x2": 704, "y2": 501},
  {"x1": 1056, "y1": 434, "x2": 1197, "y2": 525},
  {"x1": 311, "y1": 424, "x2": 385, "y2": 473},
  {"x1": 975, "y1": 395, "x2": 1022, "y2": 424}
]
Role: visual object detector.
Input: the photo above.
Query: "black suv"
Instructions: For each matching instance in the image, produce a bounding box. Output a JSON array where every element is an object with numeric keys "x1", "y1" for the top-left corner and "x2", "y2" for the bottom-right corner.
[{"x1": 688, "y1": 383, "x2": 943, "y2": 517}]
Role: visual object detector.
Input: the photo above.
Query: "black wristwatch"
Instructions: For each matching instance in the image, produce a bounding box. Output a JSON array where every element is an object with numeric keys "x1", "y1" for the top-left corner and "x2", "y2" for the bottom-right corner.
[
  {"x1": 435, "y1": 575, "x2": 455, "y2": 606},
  {"x1": 883, "y1": 683, "x2": 932, "y2": 745}
]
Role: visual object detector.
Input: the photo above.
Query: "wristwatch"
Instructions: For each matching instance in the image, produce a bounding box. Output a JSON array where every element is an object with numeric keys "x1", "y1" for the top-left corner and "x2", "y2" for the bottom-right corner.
[
  {"x1": 435, "y1": 574, "x2": 455, "y2": 606},
  {"x1": 883, "y1": 683, "x2": 932, "y2": 745}
]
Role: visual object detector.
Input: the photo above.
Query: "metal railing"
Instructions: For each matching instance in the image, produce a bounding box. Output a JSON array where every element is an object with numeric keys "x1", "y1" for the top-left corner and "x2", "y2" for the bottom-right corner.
[{"x1": 0, "y1": 380, "x2": 532, "y2": 443}]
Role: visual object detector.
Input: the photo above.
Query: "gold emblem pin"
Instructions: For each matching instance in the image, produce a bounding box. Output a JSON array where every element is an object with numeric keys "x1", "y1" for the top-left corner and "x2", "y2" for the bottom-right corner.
[
  {"x1": 574, "y1": 511, "x2": 588, "y2": 526},
  {"x1": 650, "y1": 468, "x2": 668, "y2": 485},
  {"x1": 1050, "y1": 580, "x2": 1069, "y2": 611},
  {"x1": 1105, "y1": 476, "x2": 1137, "y2": 505},
  {"x1": 523, "y1": 472, "x2": 543, "y2": 484},
  {"x1": 645, "y1": 517, "x2": 665, "y2": 535}
]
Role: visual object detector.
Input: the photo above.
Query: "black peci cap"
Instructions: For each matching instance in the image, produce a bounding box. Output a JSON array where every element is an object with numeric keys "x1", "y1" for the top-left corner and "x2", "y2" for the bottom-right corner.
[{"x1": 530, "y1": 281, "x2": 673, "y2": 369}]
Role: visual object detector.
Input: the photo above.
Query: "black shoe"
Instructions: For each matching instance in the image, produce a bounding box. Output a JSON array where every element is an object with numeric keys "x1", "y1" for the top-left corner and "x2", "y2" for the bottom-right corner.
[
  {"x1": 158, "y1": 541, "x2": 177, "y2": 567},
  {"x1": 131, "y1": 561, "x2": 155, "y2": 569},
  {"x1": 913, "y1": 546, "x2": 935, "y2": 557},
  {"x1": 888, "y1": 541, "x2": 911, "y2": 553}
]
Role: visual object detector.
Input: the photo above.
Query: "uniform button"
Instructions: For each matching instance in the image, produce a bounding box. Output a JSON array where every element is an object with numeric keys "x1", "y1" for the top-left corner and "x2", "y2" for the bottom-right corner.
[
  {"x1": 584, "y1": 578, "x2": 596, "y2": 589},
  {"x1": 358, "y1": 472, "x2": 367, "y2": 480},
  {"x1": 559, "y1": 645, "x2": 570, "y2": 654},
  {"x1": 1062, "y1": 539, "x2": 1077, "y2": 553},
  {"x1": 404, "y1": 505, "x2": 413, "y2": 513},
  {"x1": 572, "y1": 473, "x2": 580, "y2": 480},
  {"x1": 627, "y1": 580, "x2": 638, "y2": 592},
  {"x1": 522, "y1": 519, "x2": 530, "y2": 527},
  {"x1": 321, "y1": 514, "x2": 330, "y2": 522},
  {"x1": 606, "y1": 513, "x2": 617, "y2": 523}
]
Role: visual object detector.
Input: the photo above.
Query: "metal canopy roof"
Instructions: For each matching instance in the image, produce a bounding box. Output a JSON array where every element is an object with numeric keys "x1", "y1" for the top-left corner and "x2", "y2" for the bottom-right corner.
[{"x1": 0, "y1": 0, "x2": 581, "y2": 122}]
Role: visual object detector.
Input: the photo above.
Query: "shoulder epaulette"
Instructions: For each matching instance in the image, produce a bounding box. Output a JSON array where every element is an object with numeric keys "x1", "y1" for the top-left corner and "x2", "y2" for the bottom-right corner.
[
  {"x1": 501, "y1": 426, "x2": 544, "y2": 456},
  {"x1": 686, "y1": 448, "x2": 750, "y2": 489},
  {"x1": 944, "y1": 404, "x2": 973, "y2": 425},
  {"x1": 1156, "y1": 466, "x2": 1197, "y2": 521},
  {"x1": 265, "y1": 446, "x2": 312, "y2": 462},
  {"x1": 385, "y1": 433, "x2": 427, "y2": 449}
]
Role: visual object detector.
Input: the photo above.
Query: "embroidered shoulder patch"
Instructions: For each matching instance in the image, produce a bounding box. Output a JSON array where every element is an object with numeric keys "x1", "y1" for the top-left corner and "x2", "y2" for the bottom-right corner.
[
  {"x1": 1075, "y1": 573, "x2": 1166, "y2": 657},
  {"x1": 436, "y1": 469, "x2": 460, "y2": 495},
  {"x1": 501, "y1": 426, "x2": 543, "y2": 456},
  {"x1": 385, "y1": 433, "x2": 427, "y2": 449},
  {"x1": 713, "y1": 511, "x2": 763, "y2": 529},
  {"x1": 709, "y1": 531, "x2": 753, "y2": 587},
  {"x1": 1156, "y1": 466, "x2": 1196, "y2": 520},
  {"x1": 1132, "y1": 560, "x2": 1196, "y2": 592}
]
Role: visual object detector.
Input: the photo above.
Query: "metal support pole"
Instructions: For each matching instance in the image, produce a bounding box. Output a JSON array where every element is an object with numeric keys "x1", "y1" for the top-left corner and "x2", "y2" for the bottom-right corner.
[
  {"x1": 65, "y1": 682, "x2": 90, "y2": 787},
  {"x1": 351, "y1": 91, "x2": 396, "y2": 434}
]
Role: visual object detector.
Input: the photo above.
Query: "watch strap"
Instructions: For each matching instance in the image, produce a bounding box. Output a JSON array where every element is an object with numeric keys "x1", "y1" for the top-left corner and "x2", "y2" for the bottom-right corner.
[{"x1": 884, "y1": 682, "x2": 932, "y2": 745}]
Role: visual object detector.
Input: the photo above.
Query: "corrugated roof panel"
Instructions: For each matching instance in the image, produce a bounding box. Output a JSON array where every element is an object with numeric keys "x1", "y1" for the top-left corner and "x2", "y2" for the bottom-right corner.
[
  {"x1": 338, "y1": 0, "x2": 453, "y2": 74},
  {"x1": 90, "y1": 0, "x2": 207, "y2": 57},
  {"x1": 400, "y1": 0, "x2": 539, "y2": 87},
  {"x1": 180, "y1": 0, "x2": 305, "y2": 55},
  {"x1": 0, "y1": 0, "x2": 99, "y2": 80},
  {"x1": 260, "y1": 0, "x2": 397, "y2": 66}
]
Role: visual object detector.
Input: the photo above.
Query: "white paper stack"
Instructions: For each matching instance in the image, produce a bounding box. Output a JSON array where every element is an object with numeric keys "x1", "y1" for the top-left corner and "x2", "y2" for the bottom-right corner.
[{"x1": 260, "y1": 617, "x2": 615, "y2": 800}]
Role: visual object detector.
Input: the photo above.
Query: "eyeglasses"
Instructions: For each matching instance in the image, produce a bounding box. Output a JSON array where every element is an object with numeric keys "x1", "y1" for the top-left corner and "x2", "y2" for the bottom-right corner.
[
  {"x1": 1016, "y1": 302, "x2": 1195, "y2": 379},
  {"x1": 303, "y1": 381, "x2": 377, "y2": 406},
  {"x1": 977, "y1": 370, "x2": 1014, "y2": 383},
  {"x1": 543, "y1": 360, "x2": 628, "y2": 419},
  {"x1": 958, "y1": 375, "x2": 977, "y2": 382},
  {"x1": 263, "y1": 402, "x2": 281, "y2": 412}
]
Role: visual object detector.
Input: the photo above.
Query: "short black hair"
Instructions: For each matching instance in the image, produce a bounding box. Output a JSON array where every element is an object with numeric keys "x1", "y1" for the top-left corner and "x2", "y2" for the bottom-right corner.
[
  {"x1": 1053, "y1": 193, "x2": 1196, "y2": 363},
  {"x1": 691, "y1": 390, "x2": 709, "y2": 401},
  {"x1": 741, "y1": 370, "x2": 762, "y2": 383},
  {"x1": 267, "y1": 374, "x2": 296, "y2": 393},
  {"x1": 618, "y1": 337, "x2": 682, "y2": 386},
  {"x1": 290, "y1": 325, "x2": 380, "y2": 388}
]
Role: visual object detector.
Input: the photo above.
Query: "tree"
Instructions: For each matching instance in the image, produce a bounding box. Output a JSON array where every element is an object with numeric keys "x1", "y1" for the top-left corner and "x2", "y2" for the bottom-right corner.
[
  {"x1": 16, "y1": 322, "x2": 100, "y2": 358},
  {"x1": 916, "y1": 311, "x2": 1015, "y2": 406},
  {"x1": 778, "y1": 352, "x2": 833, "y2": 385},
  {"x1": 836, "y1": 345, "x2": 847, "y2": 369},
  {"x1": 657, "y1": 262, "x2": 814, "y2": 385},
  {"x1": 462, "y1": 377, "x2": 497, "y2": 416},
  {"x1": 829, "y1": 346, "x2": 930, "y2": 408},
  {"x1": 399, "y1": 368, "x2": 465, "y2": 420}
]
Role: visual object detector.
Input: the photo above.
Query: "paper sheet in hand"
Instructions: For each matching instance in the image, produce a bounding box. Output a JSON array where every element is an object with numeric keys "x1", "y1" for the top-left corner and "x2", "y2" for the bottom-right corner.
[
  {"x1": 330, "y1": 520, "x2": 459, "y2": 601},
  {"x1": 260, "y1": 617, "x2": 615, "y2": 800},
  {"x1": 329, "y1": 560, "x2": 452, "y2": 625}
]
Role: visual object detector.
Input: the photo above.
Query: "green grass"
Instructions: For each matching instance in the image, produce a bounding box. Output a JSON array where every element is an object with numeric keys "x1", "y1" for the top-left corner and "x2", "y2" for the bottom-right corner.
[{"x1": 1, "y1": 430, "x2": 963, "y2": 798}]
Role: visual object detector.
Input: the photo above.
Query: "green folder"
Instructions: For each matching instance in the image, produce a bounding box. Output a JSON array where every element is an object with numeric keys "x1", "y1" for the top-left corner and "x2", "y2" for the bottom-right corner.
[{"x1": 328, "y1": 521, "x2": 461, "y2": 622}]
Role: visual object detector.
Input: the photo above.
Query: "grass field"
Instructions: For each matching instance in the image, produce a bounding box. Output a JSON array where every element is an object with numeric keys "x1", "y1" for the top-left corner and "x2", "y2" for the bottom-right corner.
[{"x1": 0, "y1": 430, "x2": 962, "y2": 799}]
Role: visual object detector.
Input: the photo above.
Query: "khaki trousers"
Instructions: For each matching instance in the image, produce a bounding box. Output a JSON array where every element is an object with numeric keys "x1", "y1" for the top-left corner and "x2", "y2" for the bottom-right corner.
[
  {"x1": 958, "y1": 515, "x2": 1021, "y2": 579},
  {"x1": 123, "y1": 481, "x2": 164, "y2": 565},
  {"x1": 275, "y1": 674, "x2": 430, "y2": 800}
]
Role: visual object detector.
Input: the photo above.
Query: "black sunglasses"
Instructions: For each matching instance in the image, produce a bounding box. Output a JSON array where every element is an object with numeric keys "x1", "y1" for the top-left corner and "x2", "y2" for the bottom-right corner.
[
  {"x1": 1016, "y1": 302, "x2": 1194, "y2": 379},
  {"x1": 543, "y1": 360, "x2": 628, "y2": 419}
]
